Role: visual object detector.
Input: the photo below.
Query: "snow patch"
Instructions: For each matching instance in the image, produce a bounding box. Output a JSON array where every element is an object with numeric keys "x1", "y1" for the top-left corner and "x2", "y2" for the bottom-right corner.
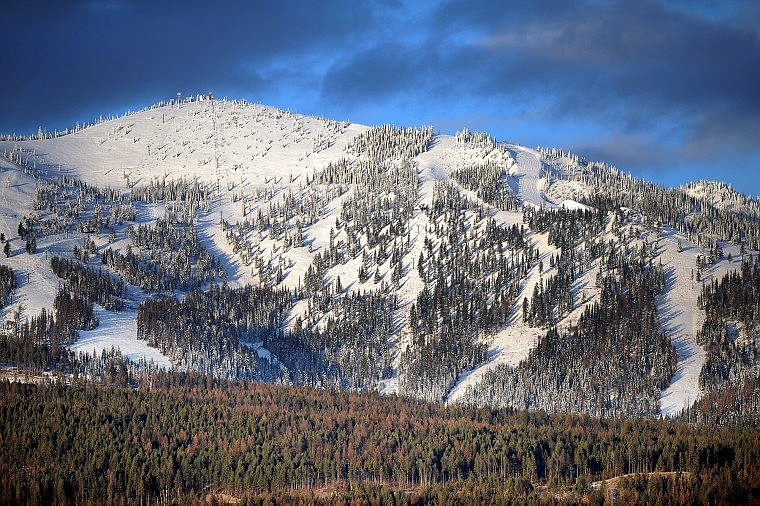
[
  {"x1": 71, "y1": 304, "x2": 171, "y2": 369},
  {"x1": 561, "y1": 199, "x2": 594, "y2": 212}
]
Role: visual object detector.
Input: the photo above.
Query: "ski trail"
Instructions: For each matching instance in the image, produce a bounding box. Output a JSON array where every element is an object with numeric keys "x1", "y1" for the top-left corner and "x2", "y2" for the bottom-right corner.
[
  {"x1": 444, "y1": 174, "x2": 560, "y2": 404},
  {"x1": 656, "y1": 229, "x2": 705, "y2": 415},
  {"x1": 446, "y1": 223, "x2": 559, "y2": 404},
  {"x1": 504, "y1": 145, "x2": 557, "y2": 209},
  {"x1": 72, "y1": 303, "x2": 171, "y2": 368}
]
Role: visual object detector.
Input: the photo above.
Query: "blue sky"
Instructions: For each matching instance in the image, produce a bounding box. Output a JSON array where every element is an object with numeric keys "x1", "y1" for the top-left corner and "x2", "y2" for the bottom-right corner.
[{"x1": 2, "y1": 0, "x2": 759, "y2": 196}]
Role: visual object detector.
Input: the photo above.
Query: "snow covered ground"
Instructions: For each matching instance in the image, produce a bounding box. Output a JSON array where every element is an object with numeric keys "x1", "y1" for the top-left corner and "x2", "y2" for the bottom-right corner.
[
  {"x1": 0, "y1": 157, "x2": 172, "y2": 367},
  {"x1": 0, "y1": 100, "x2": 368, "y2": 368},
  {"x1": 71, "y1": 303, "x2": 171, "y2": 368},
  {"x1": 446, "y1": 147, "x2": 565, "y2": 403},
  {"x1": 1, "y1": 99, "x2": 753, "y2": 413},
  {"x1": 655, "y1": 226, "x2": 745, "y2": 415},
  {"x1": 654, "y1": 229, "x2": 707, "y2": 414},
  {"x1": 6, "y1": 109, "x2": 550, "y2": 384},
  {"x1": 504, "y1": 144, "x2": 558, "y2": 209},
  {"x1": 0, "y1": 159, "x2": 69, "y2": 321},
  {"x1": 389, "y1": 135, "x2": 524, "y2": 389}
]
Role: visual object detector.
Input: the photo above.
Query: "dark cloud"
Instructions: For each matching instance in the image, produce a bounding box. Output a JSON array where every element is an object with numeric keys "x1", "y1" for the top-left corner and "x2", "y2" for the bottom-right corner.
[
  {"x1": 320, "y1": 0, "x2": 760, "y2": 192},
  {"x1": 1, "y1": 0, "x2": 758, "y2": 194},
  {"x1": 323, "y1": 44, "x2": 429, "y2": 104},
  {"x1": 433, "y1": 0, "x2": 760, "y2": 141},
  {"x1": 0, "y1": 1, "x2": 381, "y2": 133}
]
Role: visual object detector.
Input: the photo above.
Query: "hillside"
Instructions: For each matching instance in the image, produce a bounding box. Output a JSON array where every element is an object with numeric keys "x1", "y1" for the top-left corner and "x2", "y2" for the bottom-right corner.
[{"x1": 0, "y1": 97, "x2": 757, "y2": 422}]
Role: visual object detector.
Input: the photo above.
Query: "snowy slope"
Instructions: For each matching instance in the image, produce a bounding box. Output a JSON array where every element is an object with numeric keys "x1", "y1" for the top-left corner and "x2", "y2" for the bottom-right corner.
[
  {"x1": 7, "y1": 100, "x2": 366, "y2": 284},
  {"x1": 1, "y1": 98, "x2": 755, "y2": 416},
  {"x1": 653, "y1": 228, "x2": 706, "y2": 414},
  {"x1": 0, "y1": 158, "x2": 172, "y2": 367},
  {"x1": 0, "y1": 100, "x2": 368, "y2": 367},
  {"x1": 656, "y1": 227, "x2": 745, "y2": 415},
  {"x1": 389, "y1": 135, "x2": 524, "y2": 390},
  {"x1": 0, "y1": 158, "x2": 57, "y2": 319},
  {"x1": 71, "y1": 303, "x2": 171, "y2": 368},
  {"x1": 504, "y1": 144, "x2": 558, "y2": 209},
  {"x1": 444, "y1": 197, "x2": 560, "y2": 402}
]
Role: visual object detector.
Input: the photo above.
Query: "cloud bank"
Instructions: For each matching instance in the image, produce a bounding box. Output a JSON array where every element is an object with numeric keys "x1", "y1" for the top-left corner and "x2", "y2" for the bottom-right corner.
[{"x1": 1, "y1": 0, "x2": 758, "y2": 193}]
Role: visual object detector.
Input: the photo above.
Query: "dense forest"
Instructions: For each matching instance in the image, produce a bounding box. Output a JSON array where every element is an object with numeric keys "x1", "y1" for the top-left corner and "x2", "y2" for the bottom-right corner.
[
  {"x1": 0, "y1": 263, "x2": 16, "y2": 308},
  {"x1": 102, "y1": 217, "x2": 222, "y2": 292},
  {"x1": 137, "y1": 283, "x2": 286, "y2": 381},
  {"x1": 0, "y1": 375, "x2": 757, "y2": 505},
  {"x1": 51, "y1": 255, "x2": 125, "y2": 311}
]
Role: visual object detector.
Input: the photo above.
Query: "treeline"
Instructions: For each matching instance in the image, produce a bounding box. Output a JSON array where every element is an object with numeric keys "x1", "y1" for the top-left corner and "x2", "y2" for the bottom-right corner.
[
  {"x1": 0, "y1": 376, "x2": 757, "y2": 504},
  {"x1": 578, "y1": 162, "x2": 760, "y2": 250}
]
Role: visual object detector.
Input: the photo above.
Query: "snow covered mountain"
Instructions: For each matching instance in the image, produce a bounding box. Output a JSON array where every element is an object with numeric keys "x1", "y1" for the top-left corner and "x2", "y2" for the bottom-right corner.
[{"x1": 0, "y1": 96, "x2": 757, "y2": 423}]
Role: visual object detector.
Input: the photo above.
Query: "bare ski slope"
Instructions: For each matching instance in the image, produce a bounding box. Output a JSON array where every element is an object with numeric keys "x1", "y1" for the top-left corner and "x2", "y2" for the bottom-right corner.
[
  {"x1": 504, "y1": 144, "x2": 558, "y2": 209},
  {"x1": 654, "y1": 228, "x2": 706, "y2": 414},
  {"x1": 655, "y1": 227, "x2": 744, "y2": 415}
]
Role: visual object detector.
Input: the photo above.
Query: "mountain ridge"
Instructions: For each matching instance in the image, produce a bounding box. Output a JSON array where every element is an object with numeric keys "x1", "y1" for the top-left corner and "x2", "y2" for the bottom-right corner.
[{"x1": 0, "y1": 97, "x2": 757, "y2": 423}]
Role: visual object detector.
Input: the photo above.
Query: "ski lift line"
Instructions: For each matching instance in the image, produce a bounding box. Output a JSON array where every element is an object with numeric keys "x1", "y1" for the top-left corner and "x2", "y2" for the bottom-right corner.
[{"x1": 209, "y1": 94, "x2": 223, "y2": 221}]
